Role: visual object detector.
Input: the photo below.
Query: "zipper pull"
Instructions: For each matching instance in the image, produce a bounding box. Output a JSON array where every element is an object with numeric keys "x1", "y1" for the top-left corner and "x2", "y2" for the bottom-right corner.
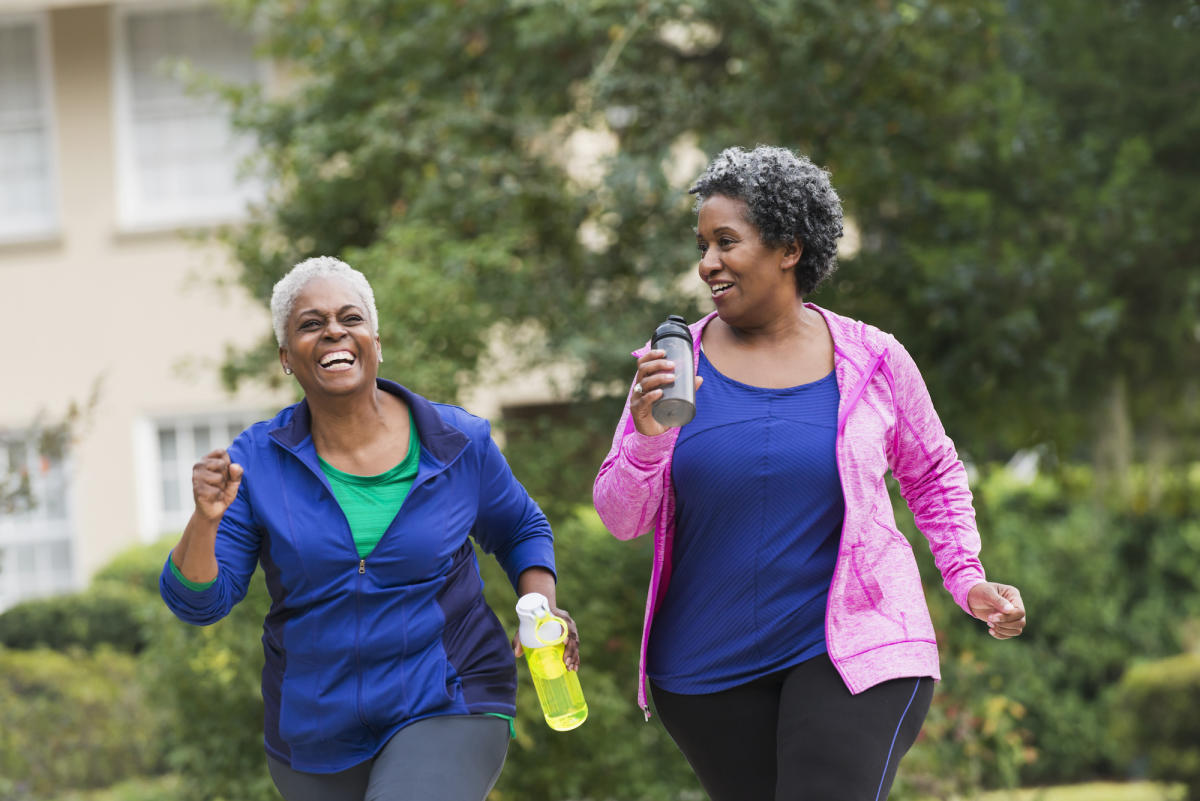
[{"x1": 358, "y1": 559, "x2": 366, "y2": 575}]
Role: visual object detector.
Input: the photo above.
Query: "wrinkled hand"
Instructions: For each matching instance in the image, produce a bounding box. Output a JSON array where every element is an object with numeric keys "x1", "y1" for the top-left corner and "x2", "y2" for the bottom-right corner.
[
  {"x1": 968, "y1": 582, "x2": 1026, "y2": 639},
  {"x1": 512, "y1": 606, "x2": 581, "y2": 671},
  {"x1": 630, "y1": 349, "x2": 704, "y2": 437},
  {"x1": 192, "y1": 449, "x2": 243, "y2": 522}
]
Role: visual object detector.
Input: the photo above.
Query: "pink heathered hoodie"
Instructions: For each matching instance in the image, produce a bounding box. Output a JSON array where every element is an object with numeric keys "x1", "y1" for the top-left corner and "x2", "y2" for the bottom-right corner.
[{"x1": 593, "y1": 305, "x2": 987, "y2": 717}]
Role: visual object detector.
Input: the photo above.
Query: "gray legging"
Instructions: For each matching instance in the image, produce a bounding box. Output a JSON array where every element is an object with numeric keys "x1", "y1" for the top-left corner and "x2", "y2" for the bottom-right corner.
[{"x1": 267, "y1": 714, "x2": 510, "y2": 801}]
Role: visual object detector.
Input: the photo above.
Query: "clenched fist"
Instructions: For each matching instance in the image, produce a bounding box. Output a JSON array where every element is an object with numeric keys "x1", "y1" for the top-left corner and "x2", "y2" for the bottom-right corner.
[{"x1": 192, "y1": 449, "x2": 244, "y2": 522}]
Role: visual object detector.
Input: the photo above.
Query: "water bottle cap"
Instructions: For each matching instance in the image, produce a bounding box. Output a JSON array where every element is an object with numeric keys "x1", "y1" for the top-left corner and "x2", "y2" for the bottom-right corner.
[
  {"x1": 516, "y1": 592, "x2": 566, "y2": 647},
  {"x1": 652, "y1": 315, "x2": 692, "y2": 345}
]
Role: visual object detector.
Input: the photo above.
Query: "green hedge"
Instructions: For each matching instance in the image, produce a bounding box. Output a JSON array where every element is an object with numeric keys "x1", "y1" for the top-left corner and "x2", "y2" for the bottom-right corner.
[
  {"x1": 1114, "y1": 653, "x2": 1200, "y2": 801},
  {"x1": 0, "y1": 646, "x2": 167, "y2": 798},
  {"x1": 0, "y1": 582, "x2": 153, "y2": 653}
]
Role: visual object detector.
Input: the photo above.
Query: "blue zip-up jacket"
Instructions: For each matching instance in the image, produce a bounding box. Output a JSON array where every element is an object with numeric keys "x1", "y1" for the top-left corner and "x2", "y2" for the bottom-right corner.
[{"x1": 160, "y1": 380, "x2": 556, "y2": 773}]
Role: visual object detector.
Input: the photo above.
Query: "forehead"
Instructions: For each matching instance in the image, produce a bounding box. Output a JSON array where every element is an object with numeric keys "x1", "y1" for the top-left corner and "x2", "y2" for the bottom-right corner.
[
  {"x1": 290, "y1": 275, "x2": 364, "y2": 315},
  {"x1": 697, "y1": 194, "x2": 753, "y2": 231}
]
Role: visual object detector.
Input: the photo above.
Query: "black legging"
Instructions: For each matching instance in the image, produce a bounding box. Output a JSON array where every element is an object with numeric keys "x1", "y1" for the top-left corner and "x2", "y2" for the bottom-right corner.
[{"x1": 650, "y1": 653, "x2": 933, "y2": 801}]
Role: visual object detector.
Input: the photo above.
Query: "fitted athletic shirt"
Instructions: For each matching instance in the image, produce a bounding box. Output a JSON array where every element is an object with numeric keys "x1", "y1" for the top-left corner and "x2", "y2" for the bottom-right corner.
[
  {"x1": 647, "y1": 348, "x2": 846, "y2": 694},
  {"x1": 318, "y1": 410, "x2": 420, "y2": 559}
]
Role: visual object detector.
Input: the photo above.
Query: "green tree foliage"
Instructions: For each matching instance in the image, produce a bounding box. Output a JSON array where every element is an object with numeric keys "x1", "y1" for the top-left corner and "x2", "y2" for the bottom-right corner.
[{"x1": 214, "y1": 0, "x2": 1198, "y2": 470}]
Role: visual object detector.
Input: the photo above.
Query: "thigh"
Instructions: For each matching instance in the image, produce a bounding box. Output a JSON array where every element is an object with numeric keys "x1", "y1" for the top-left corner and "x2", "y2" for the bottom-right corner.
[
  {"x1": 267, "y1": 753, "x2": 372, "y2": 801},
  {"x1": 366, "y1": 715, "x2": 510, "y2": 801},
  {"x1": 775, "y1": 655, "x2": 933, "y2": 801},
  {"x1": 650, "y1": 675, "x2": 783, "y2": 801}
]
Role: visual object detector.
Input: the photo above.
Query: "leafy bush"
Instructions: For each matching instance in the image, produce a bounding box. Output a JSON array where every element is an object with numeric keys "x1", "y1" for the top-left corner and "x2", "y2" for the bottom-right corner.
[
  {"x1": 1113, "y1": 653, "x2": 1200, "y2": 800},
  {"x1": 0, "y1": 582, "x2": 154, "y2": 653},
  {"x1": 140, "y1": 570, "x2": 280, "y2": 801},
  {"x1": 93, "y1": 538, "x2": 178, "y2": 596},
  {"x1": 0, "y1": 646, "x2": 167, "y2": 798},
  {"x1": 481, "y1": 507, "x2": 703, "y2": 801},
  {"x1": 892, "y1": 467, "x2": 1200, "y2": 788}
]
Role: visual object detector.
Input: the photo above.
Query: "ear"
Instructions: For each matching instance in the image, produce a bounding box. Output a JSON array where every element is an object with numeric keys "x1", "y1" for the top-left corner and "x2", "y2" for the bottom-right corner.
[
  {"x1": 279, "y1": 347, "x2": 290, "y2": 374},
  {"x1": 780, "y1": 239, "x2": 803, "y2": 272},
  {"x1": 376, "y1": 335, "x2": 383, "y2": 364}
]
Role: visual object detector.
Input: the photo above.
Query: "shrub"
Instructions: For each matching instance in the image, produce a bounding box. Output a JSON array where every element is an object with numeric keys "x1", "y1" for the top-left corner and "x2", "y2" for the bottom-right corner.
[
  {"x1": 0, "y1": 582, "x2": 154, "y2": 653},
  {"x1": 0, "y1": 646, "x2": 167, "y2": 797},
  {"x1": 1113, "y1": 653, "x2": 1200, "y2": 800},
  {"x1": 889, "y1": 466, "x2": 1200, "y2": 788},
  {"x1": 140, "y1": 569, "x2": 281, "y2": 801}
]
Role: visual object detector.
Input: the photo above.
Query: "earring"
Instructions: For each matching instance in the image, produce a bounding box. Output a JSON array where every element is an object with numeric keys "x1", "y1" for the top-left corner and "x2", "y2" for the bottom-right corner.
[{"x1": 283, "y1": 367, "x2": 293, "y2": 375}]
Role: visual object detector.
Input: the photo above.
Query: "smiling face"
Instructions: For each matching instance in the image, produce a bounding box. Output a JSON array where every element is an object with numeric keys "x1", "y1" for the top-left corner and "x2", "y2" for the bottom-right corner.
[
  {"x1": 279, "y1": 275, "x2": 381, "y2": 398},
  {"x1": 696, "y1": 194, "x2": 801, "y2": 328}
]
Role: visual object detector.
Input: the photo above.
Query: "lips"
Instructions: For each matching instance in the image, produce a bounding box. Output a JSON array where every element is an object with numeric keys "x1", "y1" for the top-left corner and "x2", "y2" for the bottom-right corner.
[
  {"x1": 318, "y1": 350, "x2": 356, "y2": 371},
  {"x1": 709, "y1": 281, "x2": 734, "y2": 298}
]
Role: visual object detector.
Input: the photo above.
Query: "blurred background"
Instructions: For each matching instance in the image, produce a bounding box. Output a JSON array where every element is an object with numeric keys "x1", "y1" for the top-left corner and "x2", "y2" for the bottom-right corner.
[{"x1": 1, "y1": 0, "x2": 1197, "y2": 799}]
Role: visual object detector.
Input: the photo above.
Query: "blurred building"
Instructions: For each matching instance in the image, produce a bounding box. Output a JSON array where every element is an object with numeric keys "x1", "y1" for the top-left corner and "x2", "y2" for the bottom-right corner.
[
  {"x1": 0, "y1": 0, "x2": 563, "y2": 612},
  {"x1": 0, "y1": 0, "x2": 290, "y2": 610}
]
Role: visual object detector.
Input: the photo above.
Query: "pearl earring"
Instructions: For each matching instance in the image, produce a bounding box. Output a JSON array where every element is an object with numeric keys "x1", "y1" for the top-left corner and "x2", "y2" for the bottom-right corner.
[{"x1": 283, "y1": 367, "x2": 293, "y2": 375}]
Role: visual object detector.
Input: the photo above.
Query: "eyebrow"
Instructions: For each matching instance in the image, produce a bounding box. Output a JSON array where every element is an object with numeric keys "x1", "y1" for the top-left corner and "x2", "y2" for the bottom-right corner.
[{"x1": 295, "y1": 304, "x2": 364, "y2": 319}]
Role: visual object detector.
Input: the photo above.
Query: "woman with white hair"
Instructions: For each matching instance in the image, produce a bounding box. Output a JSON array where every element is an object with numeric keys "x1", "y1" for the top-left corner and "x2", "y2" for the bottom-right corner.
[{"x1": 160, "y1": 256, "x2": 579, "y2": 801}]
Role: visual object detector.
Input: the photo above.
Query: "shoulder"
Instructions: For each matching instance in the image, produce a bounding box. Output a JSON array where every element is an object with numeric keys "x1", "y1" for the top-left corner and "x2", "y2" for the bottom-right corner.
[
  {"x1": 428, "y1": 400, "x2": 493, "y2": 440},
  {"x1": 811, "y1": 303, "x2": 898, "y2": 361}
]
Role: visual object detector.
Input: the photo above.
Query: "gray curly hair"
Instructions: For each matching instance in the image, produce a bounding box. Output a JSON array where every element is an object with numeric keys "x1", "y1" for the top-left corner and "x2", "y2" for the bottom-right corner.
[
  {"x1": 269, "y1": 256, "x2": 379, "y2": 347},
  {"x1": 689, "y1": 145, "x2": 844, "y2": 295}
]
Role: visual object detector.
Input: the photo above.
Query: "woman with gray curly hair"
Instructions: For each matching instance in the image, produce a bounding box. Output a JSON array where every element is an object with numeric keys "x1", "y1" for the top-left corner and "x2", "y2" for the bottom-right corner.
[
  {"x1": 160, "y1": 256, "x2": 580, "y2": 801},
  {"x1": 594, "y1": 146, "x2": 1025, "y2": 800}
]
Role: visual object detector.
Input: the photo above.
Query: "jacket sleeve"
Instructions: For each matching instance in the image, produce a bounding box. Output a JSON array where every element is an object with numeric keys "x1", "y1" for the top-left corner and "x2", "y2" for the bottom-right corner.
[
  {"x1": 471, "y1": 420, "x2": 556, "y2": 591},
  {"x1": 592, "y1": 370, "x2": 676, "y2": 541},
  {"x1": 884, "y1": 336, "x2": 986, "y2": 615},
  {"x1": 159, "y1": 437, "x2": 263, "y2": 625}
]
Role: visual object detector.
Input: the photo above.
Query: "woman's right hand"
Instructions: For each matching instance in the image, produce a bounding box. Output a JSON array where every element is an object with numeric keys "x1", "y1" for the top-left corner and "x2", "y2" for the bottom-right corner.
[
  {"x1": 630, "y1": 349, "x2": 703, "y2": 437},
  {"x1": 192, "y1": 449, "x2": 243, "y2": 522}
]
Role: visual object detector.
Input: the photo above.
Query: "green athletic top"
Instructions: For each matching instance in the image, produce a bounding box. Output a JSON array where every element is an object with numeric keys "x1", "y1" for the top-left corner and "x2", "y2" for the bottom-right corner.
[
  {"x1": 169, "y1": 411, "x2": 420, "y2": 590},
  {"x1": 318, "y1": 411, "x2": 420, "y2": 559}
]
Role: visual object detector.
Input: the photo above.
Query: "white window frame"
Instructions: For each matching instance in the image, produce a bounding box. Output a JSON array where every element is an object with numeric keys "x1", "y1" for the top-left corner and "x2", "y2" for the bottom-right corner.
[
  {"x1": 133, "y1": 408, "x2": 267, "y2": 542},
  {"x1": 111, "y1": 0, "x2": 263, "y2": 232},
  {"x1": 0, "y1": 428, "x2": 78, "y2": 612},
  {"x1": 0, "y1": 11, "x2": 61, "y2": 245}
]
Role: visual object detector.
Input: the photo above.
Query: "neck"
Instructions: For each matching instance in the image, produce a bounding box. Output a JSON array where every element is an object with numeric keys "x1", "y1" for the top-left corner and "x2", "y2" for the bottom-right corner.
[
  {"x1": 724, "y1": 296, "x2": 814, "y2": 346},
  {"x1": 307, "y1": 383, "x2": 396, "y2": 453}
]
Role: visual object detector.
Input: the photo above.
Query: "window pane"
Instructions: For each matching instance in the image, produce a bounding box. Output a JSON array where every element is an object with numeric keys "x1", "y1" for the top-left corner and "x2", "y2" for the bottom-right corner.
[
  {"x1": 0, "y1": 21, "x2": 55, "y2": 238},
  {"x1": 158, "y1": 428, "x2": 177, "y2": 461},
  {"x1": 122, "y1": 7, "x2": 259, "y2": 221},
  {"x1": 192, "y1": 425, "x2": 211, "y2": 459}
]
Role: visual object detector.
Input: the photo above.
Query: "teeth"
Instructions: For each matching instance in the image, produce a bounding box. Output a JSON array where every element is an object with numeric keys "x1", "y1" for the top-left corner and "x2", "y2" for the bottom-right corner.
[
  {"x1": 320, "y1": 350, "x2": 355, "y2": 367},
  {"x1": 711, "y1": 283, "x2": 733, "y2": 293}
]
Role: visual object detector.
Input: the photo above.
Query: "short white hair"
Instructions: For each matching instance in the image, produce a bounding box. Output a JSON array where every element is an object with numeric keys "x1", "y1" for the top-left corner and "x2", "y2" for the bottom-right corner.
[{"x1": 269, "y1": 256, "x2": 379, "y2": 347}]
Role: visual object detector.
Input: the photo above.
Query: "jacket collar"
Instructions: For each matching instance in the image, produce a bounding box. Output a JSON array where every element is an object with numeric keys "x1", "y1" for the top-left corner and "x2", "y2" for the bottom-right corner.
[{"x1": 268, "y1": 379, "x2": 469, "y2": 466}]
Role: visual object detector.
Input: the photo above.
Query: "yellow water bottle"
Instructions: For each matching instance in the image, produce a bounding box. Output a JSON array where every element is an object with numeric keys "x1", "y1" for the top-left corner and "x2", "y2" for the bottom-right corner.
[{"x1": 515, "y1": 592, "x2": 588, "y2": 731}]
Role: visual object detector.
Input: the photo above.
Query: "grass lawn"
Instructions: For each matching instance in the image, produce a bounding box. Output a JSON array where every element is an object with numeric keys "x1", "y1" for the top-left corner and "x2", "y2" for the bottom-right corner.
[{"x1": 976, "y1": 782, "x2": 1185, "y2": 801}]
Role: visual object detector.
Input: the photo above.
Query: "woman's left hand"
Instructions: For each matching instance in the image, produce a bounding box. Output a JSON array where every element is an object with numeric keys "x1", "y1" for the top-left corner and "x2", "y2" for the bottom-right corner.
[
  {"x1": 512, "y1": 606, "x2": 581, "y2": 671},
  {"x1": 967, "y1": 581, "x2": 1027, "y2": 639}
]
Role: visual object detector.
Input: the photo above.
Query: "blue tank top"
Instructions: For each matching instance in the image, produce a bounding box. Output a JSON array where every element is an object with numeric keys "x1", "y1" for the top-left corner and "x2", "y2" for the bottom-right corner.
[{"x1": 646, "y1": 348, "x2": 845, "y2": 693}]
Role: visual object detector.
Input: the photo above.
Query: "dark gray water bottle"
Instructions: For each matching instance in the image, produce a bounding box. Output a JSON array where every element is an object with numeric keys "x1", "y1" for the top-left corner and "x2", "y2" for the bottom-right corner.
[{"x1": 650, "y1": 315, "x2": 696, "y2": 427}]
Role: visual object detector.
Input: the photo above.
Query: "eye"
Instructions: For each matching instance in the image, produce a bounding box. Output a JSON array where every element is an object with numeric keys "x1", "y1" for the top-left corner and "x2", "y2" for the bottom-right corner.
[
  {"x1": 343, "y1": 314, "x2": 363, "y2": 324},
  {"x1": 696, "y1": 241, "x2": 708, "y2": 254},
  {"x1": 719, "y1": 236, "x2": 736, "y2": 248},
  {"x1": 299, "y1": 320, "x2": 320, "y2": 330}
]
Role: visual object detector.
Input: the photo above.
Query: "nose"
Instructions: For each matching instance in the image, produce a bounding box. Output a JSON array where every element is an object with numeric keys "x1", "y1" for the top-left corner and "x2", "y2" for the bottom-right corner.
[
  {"x1": 698, "y1": 245, "x2": 721, "y2": 279},
  {"x1": 324, "y1": 318, "x2": 347, "y2": 338}
]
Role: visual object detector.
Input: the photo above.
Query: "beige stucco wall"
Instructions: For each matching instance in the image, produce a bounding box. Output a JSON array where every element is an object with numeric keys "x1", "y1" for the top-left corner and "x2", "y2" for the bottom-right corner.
[{"x1": 0, "y1": 3, "x2": 289, "y2": 587}]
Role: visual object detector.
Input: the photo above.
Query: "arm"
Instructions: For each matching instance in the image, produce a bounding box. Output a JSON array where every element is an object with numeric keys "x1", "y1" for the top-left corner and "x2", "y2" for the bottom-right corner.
[
  {"x1": 470, "y1": 422, "x2": 556, "y2": 591},
  {"x1": 592, "y1": 349, "x2": 682, "y2": 541},
  {"x1": 884, "y1": 338, "x2": 987, "y2": 615},
  {"x1": 159, "y1": 445, "x2": 262, "y2": 625}
]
